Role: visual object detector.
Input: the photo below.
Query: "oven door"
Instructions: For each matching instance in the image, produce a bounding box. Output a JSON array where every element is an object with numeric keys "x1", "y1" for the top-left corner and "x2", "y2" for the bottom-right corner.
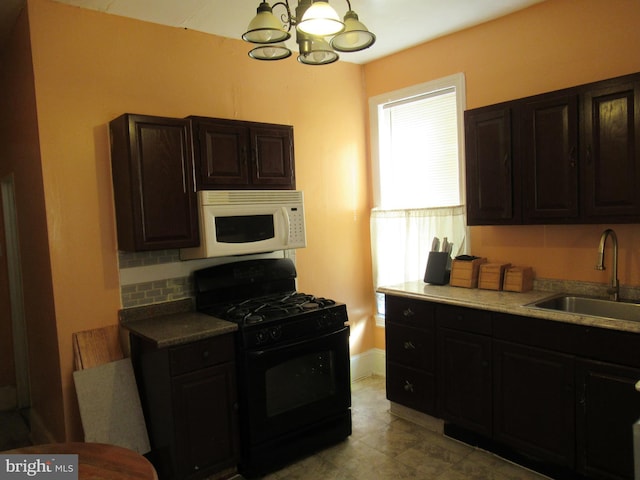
[{"x1": 241, "y1": 326, "x2": 351, "y2": 445}]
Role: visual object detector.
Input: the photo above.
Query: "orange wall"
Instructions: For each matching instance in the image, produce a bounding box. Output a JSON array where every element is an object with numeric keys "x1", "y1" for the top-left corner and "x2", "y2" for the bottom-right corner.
[
  {"x1": 25, "y1": 0, "x2": 373, "y2": 440},
  {"x1": 365, "y1": 0, "x2": 640, "y2": 349}
]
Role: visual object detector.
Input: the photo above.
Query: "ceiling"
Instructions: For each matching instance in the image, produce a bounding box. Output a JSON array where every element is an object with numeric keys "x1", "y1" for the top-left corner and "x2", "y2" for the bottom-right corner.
[{"x1": 2, "y1": 0, "x2": 545, "y2": 64}]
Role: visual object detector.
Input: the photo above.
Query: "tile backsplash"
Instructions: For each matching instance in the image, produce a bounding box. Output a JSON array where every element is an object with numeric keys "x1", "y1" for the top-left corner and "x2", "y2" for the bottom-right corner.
[
  {"x1": 117, "y1": 249, "x2": 291, "y2": 308},
  {"x1": 118, "y1": 250, "x2": 192, "y2": 307}
]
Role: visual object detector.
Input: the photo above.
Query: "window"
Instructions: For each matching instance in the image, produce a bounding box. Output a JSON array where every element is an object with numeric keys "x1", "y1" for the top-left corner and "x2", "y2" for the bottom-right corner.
[{"x1": 369, "y1": 73, "x2": 468, "y2": 319}]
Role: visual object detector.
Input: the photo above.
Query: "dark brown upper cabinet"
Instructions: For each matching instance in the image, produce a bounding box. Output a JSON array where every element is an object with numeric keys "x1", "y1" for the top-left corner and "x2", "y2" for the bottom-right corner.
[
  {"x1": 581, "y1": 76, "x2": 640, "y2": 220},
  {"x1": 465, "y1": 105, "x2": 519, "y2": 225},
  {"x1": 109, "y1": 114, "x2": 199, "y2": 251},
  {"x1": 189, "y1": 117, "x2": 295, "y2": 190},
  {"x1": 521, "y1": 90, "x2": 580, "y2": 222},
  {"x1": 465, "y1": 72, "x2": 640, "y2": 225}
]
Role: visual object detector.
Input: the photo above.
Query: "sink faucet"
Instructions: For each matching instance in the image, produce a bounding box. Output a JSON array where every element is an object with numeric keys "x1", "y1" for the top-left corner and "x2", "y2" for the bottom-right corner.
[{"x1": 595, "y1": 228, "x2": 619, "y2": 301}]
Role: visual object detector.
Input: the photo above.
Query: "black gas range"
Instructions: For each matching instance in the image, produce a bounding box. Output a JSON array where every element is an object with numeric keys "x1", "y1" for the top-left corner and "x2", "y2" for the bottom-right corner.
[
  {"x1": 195, "y1": 258, "x2": 349, "y2": 347},
  {"x1": 193, "y1": 258, "x2": 352, "y2": 477}
]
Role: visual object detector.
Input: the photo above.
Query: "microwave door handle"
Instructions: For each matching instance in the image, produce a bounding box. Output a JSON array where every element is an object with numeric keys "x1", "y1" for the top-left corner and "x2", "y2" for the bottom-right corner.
[{"x1": 281, "y1": 207, "x2": 290, "y2": 246}]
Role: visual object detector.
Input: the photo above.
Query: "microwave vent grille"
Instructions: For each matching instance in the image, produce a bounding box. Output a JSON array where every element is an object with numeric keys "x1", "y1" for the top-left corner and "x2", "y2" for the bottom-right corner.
[{"x1": 199, "y1": 190, "x2": 303, "y2": 206}]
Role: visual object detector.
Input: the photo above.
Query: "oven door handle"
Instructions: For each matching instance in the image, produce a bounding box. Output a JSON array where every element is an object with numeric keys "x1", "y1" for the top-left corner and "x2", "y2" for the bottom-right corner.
[{"x1": 247, "y1": 326, "x2": 349, "y2": 357}]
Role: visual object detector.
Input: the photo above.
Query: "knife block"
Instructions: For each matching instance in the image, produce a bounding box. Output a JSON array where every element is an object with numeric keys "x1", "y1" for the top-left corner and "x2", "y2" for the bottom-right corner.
[{"x1": 424, "y1": 251, "x2": 451, "y2": 285}]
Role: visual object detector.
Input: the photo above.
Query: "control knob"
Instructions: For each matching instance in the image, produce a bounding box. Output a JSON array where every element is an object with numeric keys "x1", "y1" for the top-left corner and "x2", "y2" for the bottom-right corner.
[
  {"x1": 255, "y1": 330, "x2": 268, "y2": 344},
  {"x1": 269, "y1": 326, "x2": 282, "y2": 340}
]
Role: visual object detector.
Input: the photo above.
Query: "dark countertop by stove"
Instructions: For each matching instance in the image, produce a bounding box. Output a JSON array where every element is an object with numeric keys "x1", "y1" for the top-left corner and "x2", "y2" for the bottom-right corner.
[{"x1": 119, "y1": 298, "x2": 237, "y2": 348}]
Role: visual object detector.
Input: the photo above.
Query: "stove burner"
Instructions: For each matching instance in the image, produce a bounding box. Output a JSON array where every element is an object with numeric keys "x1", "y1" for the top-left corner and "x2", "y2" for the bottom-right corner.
[{"x1": 206, "y1": 292, "x2": 339, "y2": 326}]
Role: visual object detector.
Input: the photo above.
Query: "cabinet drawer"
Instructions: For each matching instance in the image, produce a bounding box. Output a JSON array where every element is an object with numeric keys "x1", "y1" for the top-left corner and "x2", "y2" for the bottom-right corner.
[
  {"x1": 386, "y1": 324, "x2": 435, "y2": 372},
  {"x1": 436, "y1": 304, "x2": 491, "y2": 335},
  {"x1": 386, "y1": 363, "x2": 436, "y2": 415},
  {"x1": 386, "y1": 296, "x2": 435, "y2": 328},
  {"x1": 169, "y1": 334, "x2": 235, "y2": 376},
  {"x1": 494, "y1": 313, "x2": 640, "y2": 368}
]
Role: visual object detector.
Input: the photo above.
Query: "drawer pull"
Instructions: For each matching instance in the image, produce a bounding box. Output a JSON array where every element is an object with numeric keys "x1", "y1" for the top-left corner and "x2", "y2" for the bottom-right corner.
[
  {"x1": 402, "y1": 308, "x2": 415, "y2": 317},
  {"x1": 404, "y1": 380, "x2": 414, "y2": 393},
  {"x1": 403, "y1": 341, "x2": 416, "y2": 350}
]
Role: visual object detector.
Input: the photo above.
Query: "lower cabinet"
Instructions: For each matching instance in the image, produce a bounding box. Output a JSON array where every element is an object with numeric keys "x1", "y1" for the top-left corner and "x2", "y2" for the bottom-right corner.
[
  {"x1": 493, "y1": 340, "x2": 575, "y2": 469},
  {"x1": 385, "y1": 296, "x2": 436, "y2": 415},
  {"x1": 384, "y1": 294, "x2": 640, "y2": 480},
  {"x1": 436, "y1": 306, "x2": 492, "y2": 437},
  {"x1": 576, "y1": 360, "x2": 640, "y2": 480},
  {"x1": 131, "y1": 333, "x2": 239, "y2": 480}
]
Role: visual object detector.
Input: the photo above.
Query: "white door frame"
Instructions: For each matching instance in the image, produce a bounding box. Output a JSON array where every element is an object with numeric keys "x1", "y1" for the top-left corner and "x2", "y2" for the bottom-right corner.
[{"x1": 1, "y1": 174, "x2": 31, "y2": 408}]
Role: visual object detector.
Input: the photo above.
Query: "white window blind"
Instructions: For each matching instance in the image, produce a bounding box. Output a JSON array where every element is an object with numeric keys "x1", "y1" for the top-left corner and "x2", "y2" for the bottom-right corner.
[{"x1": 379, "y1": 88, "x2": 460, "y2": 209}]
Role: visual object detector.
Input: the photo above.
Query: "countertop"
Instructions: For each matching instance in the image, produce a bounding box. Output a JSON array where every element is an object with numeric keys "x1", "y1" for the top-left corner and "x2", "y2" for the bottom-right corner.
[
  {"x1": 378, "y1": 281, "x2": 640, "y2": 334},
  {"x1": 119, "y1": 298, "x2": 237, "y2": 348}
]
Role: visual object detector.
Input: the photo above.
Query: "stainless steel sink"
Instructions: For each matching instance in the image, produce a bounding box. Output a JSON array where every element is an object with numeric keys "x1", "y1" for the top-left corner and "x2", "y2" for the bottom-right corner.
[{"x1": 526, "y1": 294, "x2": 640, "y2": 322}]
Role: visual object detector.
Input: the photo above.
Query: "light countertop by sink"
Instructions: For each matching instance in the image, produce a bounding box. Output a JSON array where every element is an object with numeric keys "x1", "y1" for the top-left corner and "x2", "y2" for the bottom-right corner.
[{"x1": 378, "y1": 281, "x2": 640, "y2": 334}]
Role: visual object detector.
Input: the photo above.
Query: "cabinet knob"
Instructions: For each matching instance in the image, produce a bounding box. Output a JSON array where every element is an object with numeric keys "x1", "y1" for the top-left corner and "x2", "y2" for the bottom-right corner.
[
  {"x1": 635, "y1": 380, "x2": 640, "y2": 392},
  {"x1": 403, "y1": 341, "x2": 416, "y2": 350},
  {"x1": 402, "y1": 308, "x2": 415, "y2": 317},
  {"x1": 202, "y1": 350, "x2": 210, "y2": 358},
  {"x1": 404, "y1": 380, "x2": 414, "y2": 393}
]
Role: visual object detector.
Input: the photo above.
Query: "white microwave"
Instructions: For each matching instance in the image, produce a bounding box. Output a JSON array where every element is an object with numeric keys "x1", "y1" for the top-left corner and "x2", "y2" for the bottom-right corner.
[{"x1": 180, "y1": 190, "x2": 306, "y2": 260}]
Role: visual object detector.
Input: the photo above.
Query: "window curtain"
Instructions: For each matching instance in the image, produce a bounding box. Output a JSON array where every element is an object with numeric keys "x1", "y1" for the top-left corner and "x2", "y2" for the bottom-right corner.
[{"x1": 370, "y1": 205, "x2": 467, "y2": 313}]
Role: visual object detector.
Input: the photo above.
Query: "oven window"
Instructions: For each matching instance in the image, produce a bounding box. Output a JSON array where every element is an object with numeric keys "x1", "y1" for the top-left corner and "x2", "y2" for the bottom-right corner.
[
  {"x1": 265, "y1": 351, "x2": 336, "y2": 417},
  {"x1": 215, "y1": 215, "x2": 275, "y2": 243}
]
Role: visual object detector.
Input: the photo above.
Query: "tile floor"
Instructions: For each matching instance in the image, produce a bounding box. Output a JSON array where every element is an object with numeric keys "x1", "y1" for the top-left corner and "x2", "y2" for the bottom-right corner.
[
  {"x1": 0, "y1": 376, "x2": 550, "y2": 479},
  {"x1": 258, "y1": 375, "x2": 550, "y2": 480}
]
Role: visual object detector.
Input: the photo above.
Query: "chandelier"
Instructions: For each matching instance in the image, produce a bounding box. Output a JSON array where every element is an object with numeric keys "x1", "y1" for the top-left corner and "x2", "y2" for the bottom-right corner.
[{"x1": 242, "y1": 0, "x2": 376, "y2": 65}]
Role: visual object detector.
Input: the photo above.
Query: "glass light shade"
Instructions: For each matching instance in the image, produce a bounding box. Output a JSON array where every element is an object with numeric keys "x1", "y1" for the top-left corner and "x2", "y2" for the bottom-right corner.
[
  {"x1": 331, "y1": 11, "x2": 376, "y2": 52},
  {"x1": 243, "y1": 2, "x2": 291, "y2": 44},
  {"x1": 249, "y1": 43, "x2": 292, "y2": 61},
  {"x1": 297, "y1": 38, "x2": 339, "y2": 65},
  {"x1": 297, "y1": 1, "x2": 344, "y2": 36}
]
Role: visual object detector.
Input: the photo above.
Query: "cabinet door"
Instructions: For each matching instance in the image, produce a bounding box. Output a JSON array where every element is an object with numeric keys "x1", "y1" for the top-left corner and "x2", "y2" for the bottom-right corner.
[
  {"x1": 521, "y1": 92, "x2": 579, "y2": 222},
  {"x1": 110, "y1": 114, "x2": 199, "y2": 251},
  {"x1": 576, "y1": 359, "x2": 640, "y2": 480},
  {"x1": 249, "y1": 125, "x2": 295, "y2": 189},
  {"x1": 195, "y1": 119, "x2": 250, "y2": 188},
  {"x1": 582, "y1": 76, "x2": 640, "y2": 220},
  {"x1": 172, "y1": 362, "x2": 239, "y2": 478},
  {"x1": 493, "y1": 340, "x2": 575, "y2": 468},
  {"x1": 437, "y1": 328, "x2": 492, "y2": 436},
  {"x1": 465, "y1": 105, "x2": 518, "y2": 225}
]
